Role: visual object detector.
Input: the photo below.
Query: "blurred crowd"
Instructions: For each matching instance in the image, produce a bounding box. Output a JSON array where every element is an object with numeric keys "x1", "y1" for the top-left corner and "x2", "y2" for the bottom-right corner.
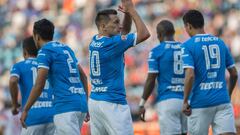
[{"x1": 0, "y1": 0, "x2": 240, "y2": 134}]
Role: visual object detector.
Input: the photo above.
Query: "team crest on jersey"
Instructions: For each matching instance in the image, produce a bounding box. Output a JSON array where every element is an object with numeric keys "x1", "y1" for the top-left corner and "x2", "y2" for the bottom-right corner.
[{"x1": 121, "y1": 35, "x2": 127, "y2": 40}]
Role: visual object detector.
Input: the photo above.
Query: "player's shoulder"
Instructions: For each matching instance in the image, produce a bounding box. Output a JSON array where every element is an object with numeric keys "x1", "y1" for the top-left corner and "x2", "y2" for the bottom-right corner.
[
  {"x1": 152, "y1": 41, "x2": 181, "y2": 52},
  {"x1": 151, "y1": 43, "x2": 162, "y2": 52},
  {"x1": 182, "y1": 37, "x2": 194, "y2": 46},
  {"x1": 10, "y1": 60, "x2": 25, "y2": 73},
  {"x1": 14, "y1": 60, "x2": 25, "y2": 67},
  {"x1": 40, "y1": 42, "x2": 53, "y2": 52},
  {"x1": 92, "y1": 34, "x2": 123, "y2": 45},
  {"x1": 112, "y1": 33, "x2": 135, "y2": 42},
  {"x1": 193, "y1": 34, "x2": 221, "y2": 43},
  {"x1": 196, "y1": 34, "x2": 226, "y2": 47},
  {"x1": 90, "y1": 35, "x2": 111, "y2": 48},
  {"x1": 214, "y1": 36, "x2": 225, "y2": 45},
  {"x1": 43, "y1": 41, "x2": 65, "y2": 50},
  {"x1": 149, "y1": 43, "x2": 166, "y2": 57},
  {"x1": 41, "y1": 41, "x2": 68, "y2": 54},
  {"x1": 112, "y1": 34, "x2": 123, "y2": 41},
  {"x1": 164, "y1": 41, "x2": 182, "y2": 49}
]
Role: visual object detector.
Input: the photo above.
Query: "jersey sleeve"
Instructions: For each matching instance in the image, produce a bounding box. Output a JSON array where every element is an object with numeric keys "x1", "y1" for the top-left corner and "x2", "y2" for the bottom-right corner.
[
  {"x1": 10, "y1": 64, "x2": 20, "y2": 78},
  {"x1": 224, "y1": 45, "x2": 235, "y2": 69},
  {"x1": 182, "y1": 43, "x2": 194, "y2": 69},
  {"x1": 112, "y1": 33, "x2": 137, "y2": 53},
  {"x1": 37, "y1": 48, "x2": 52, "y2": 70},
  {"x1": 148, "y1": 51, "x2": 159, "y2": 73}
]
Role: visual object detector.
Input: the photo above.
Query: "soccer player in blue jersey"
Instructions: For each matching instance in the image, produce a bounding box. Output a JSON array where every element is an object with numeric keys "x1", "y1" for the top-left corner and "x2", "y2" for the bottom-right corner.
[
  {"x1": 20, "y1": 19, "x2": 89, "y2": 135},
  {"x1": 88, "y1": 0, "x2": 150, "y2": 134},
  {"x1": 138, "y1": 20, "x2": 187, "y2": 135},
  {"x1": 181, "y1": 10, "x2": 238, "y2": 135},
  {"x1": 9, "y1": 37, "x2": 55, "y2": 135}
]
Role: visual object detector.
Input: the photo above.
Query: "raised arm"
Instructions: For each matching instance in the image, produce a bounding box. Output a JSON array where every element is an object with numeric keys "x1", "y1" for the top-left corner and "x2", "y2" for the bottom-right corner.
[
  {"x1": 227, "y1": 67, "x2": 238, "y2": 98},
  {"x1": 20, "y1": 68, "x2": 48, "y2": 128},
  {"x1": 121, "y1": 12, "x2": 132, "y2": 35},
  {"x1": 121, "y1": 0, "x2": 150, "y2": 44},
  {"x1": 9, "y1": 76, "x2": 20, "y2": 115}
]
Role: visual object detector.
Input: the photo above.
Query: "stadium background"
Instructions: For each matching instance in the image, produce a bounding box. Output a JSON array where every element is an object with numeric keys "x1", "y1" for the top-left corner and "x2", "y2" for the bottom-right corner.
[{"x1": 0, "y1": 0, "x2": 240, "y2": 134}]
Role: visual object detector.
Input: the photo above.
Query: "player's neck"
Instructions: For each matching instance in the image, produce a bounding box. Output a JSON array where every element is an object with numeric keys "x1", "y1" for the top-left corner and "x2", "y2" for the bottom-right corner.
[
  {"x1": 163, "y1": 36, "x2": 174, "y2": 42},
  {"x1": 40, "y1": 40, "x2": 52, "y2": 48},
  {"x1": 24, "y1": 55, "x2": 36, "y2": 59},
  {"x1": 192, "y1": 29, "x2": 205, "y2": 36},
  {"x1": 98, "y1": 30, "x2": 113, "y2": 37},
  {"x1": 98, "y1": 33, "x2": 109, "y2": 37}
]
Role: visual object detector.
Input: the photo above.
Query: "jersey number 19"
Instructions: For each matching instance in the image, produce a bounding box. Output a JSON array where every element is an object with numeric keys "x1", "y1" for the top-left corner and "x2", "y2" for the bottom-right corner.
[{"x1": 202, "y1": 44, "x2": 220, "y2": 70}]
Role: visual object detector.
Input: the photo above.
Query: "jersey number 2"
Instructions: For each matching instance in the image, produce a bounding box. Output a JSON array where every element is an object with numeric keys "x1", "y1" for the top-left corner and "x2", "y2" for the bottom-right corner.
[{"x1": 63, "y1": 50, "x2": 77, "y2": 73}]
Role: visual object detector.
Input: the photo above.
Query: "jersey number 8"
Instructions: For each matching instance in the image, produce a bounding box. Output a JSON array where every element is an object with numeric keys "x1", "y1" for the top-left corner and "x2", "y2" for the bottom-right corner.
[{"x1": 174, "y1": 51, "x2": 183, "y2": 75}]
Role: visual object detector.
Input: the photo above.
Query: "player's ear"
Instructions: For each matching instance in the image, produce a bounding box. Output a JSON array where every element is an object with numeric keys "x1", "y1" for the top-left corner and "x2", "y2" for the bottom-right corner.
[
  {"x1": 157, "y1": 32, "x2": 162, "y2": 41},
  {"x1": 101, "y1": 23, "x2": 106, "y2": 31},
  {"x1": 23, "y1": 49, "x2": 27, "y2": 58},
  {"x1": 35, "y1": 34, "x2": 41, "y2": 43},
  {"x1": 187, "y1": 23, "x2": 193, "y2": 30}
]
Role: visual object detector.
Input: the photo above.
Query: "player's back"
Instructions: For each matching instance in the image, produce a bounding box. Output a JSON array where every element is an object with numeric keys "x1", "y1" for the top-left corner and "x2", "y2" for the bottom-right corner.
[
  {"x1": 149, "y1": 41, "x2": 184, "y2": 102},
  {"x1": 37, "y1": 41, "x2": 87, "y2": 114},
  {"x1": 10, "y1": 58, "x2": 54, "y2": 126},
  {"x1": 182, "y1": 34, "x2": 234, "y2": 108},
  {"x1": 89, "y1": 34, "x2": 136, "y2": 104}
]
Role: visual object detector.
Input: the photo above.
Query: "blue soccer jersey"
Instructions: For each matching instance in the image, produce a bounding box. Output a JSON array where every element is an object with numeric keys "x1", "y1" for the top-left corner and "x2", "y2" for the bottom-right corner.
[
  {"x1": 89, "y1": 33, "x2": 137, "y2": 104},
  {"x1": 37, "y1": 41, "x2": 88, "y2": 114},
  {"x1": 148, "y1": 41, "x2": 184, "y2": 102},
  {"x1": 182, "y1": 34, "x2": 235, "y2": 108},
  {"x1": 10, "y1": 58, "x2": 54, "y2": 126}
]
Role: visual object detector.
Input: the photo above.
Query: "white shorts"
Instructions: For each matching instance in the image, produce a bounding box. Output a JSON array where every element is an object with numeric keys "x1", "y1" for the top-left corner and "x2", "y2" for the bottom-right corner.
[
  {"x1": 188, "y1": 103, "x2": 236, "y2": 135},
  {"x1": 156, "y1": 98, "x2": 187, "y2": 135},
  {"x1": 54, "y1": 111, "x2": 86, "y2": 135},
  {"x1": 89, "y1": 98, "x2": 134, "y2": 135},
  {"x1": 21, "y1": 123, "x2": 55, "y2": 135}
]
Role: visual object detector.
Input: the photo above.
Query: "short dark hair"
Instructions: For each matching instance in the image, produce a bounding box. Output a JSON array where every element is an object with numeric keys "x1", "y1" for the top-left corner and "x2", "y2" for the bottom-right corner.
[
  {"x1": 156, "y1": 20, "x2": 175, "y2": 37},
  {"x1": 183, "y1": 9, "x2": 204, "y2": 29},
  {"x1": 33, "y1": 18, "x2": 54, "y2": 40},
  {"x1": 95, "y1": 9, "x2": 117, "y2": 28},
  {"x1": 22, "y1": 36, "x2": 38, "y2": 56}
]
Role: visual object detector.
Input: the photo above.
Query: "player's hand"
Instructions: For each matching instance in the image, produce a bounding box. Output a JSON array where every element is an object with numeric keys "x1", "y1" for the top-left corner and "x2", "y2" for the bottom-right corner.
[
  {"x1": 84, "y1": 112, "x2": 90, "y2": 122},
  {"x1": 121, "y1": 0, "x2": 135, "y2": 13},
  {"x1": 138, "y1": 106, "x2": 146, "y2": 122},
  {"x1": 20, "y1": 110, "x2": 28, "y2": 129},
  {"x1": 11, "y1": 103, "x2": 20, "y2": 115},
  {"x1": 118, "y1": 5, "x2": 127, "y2": 13},
  {"x1": 182, "y1": 102, "x2": 191, "y2": 116}
]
